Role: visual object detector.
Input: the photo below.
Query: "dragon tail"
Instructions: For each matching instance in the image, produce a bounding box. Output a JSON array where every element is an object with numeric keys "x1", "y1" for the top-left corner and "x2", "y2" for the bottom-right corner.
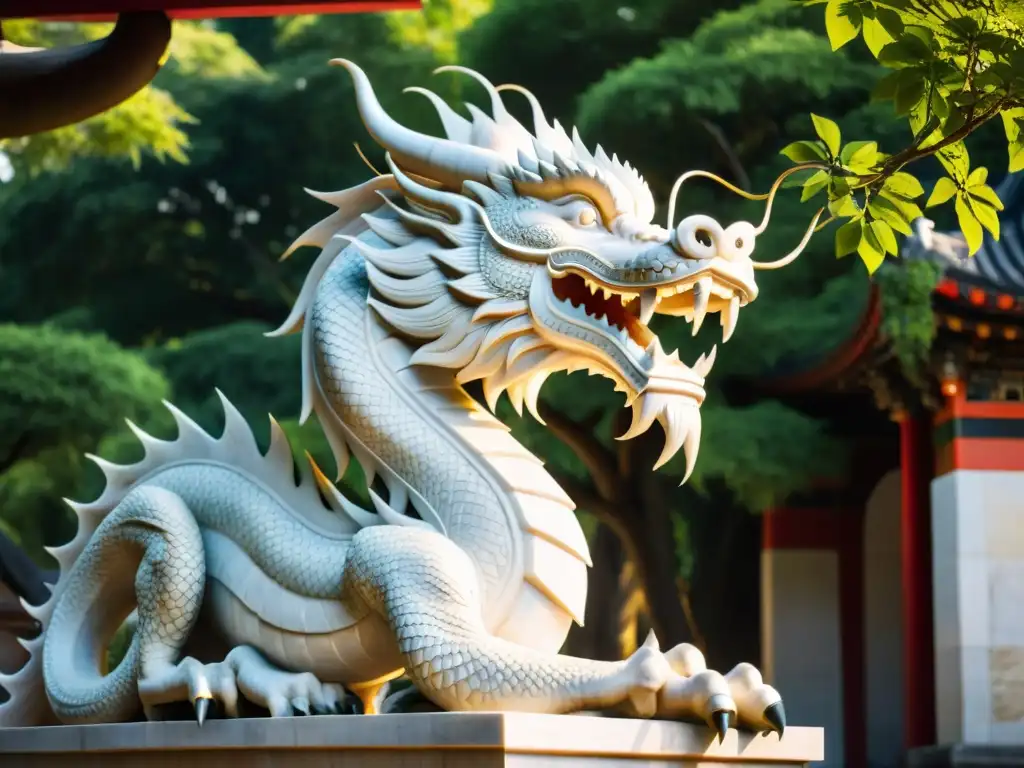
[{"x1": 0, "y1": 389, "x2": 370, "y2": 726}]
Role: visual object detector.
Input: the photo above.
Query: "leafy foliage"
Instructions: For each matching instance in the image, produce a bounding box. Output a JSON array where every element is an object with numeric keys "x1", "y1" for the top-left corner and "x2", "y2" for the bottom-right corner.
[
  {"x1": 874, "y1": 257, "x2": 944, "y2": 383},
  {"x1": 0, "y1": 324, "x2": 170, "y2": 556},
  {"x1": 790, "y1": 0, "x2": 1024, "y2": 271},
  {"x1": 0, "y1": 19, "x2": 263, "y2": 174}
]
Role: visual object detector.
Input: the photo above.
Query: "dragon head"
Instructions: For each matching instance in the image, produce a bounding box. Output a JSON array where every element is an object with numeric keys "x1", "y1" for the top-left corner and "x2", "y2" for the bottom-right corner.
[{"x1": 294, "y1": 61, "x2": 820, "y2": 482}]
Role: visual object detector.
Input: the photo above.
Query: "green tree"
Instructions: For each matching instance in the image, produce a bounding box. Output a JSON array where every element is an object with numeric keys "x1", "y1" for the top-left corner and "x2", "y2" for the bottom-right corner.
[
  {"x1": 0, "y1": 324, "x2": 170, "y2": 557},
  {"x1": 0, "y1": 12, "x2": 451, "y2": 563},
  {"x1": 0, "y1": 18, "x2": 263, "y2": 175},
  {"x1": 787, "y1": 0, "x2": 1024, "y2": 271}
]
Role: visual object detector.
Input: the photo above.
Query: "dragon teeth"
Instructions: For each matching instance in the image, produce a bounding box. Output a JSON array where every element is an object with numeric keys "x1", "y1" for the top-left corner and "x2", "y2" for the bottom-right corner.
[
  {"x1": 602, "y1": 287, "x2": 612, "y2": 300},
  {"x1": 691, "y1": 278, "x2": 711, "y2": 336},
  {"x1": 692, "y1": 344, "x2": 717, "y2": 377},
  {"x1": 722, "y1": 295, "x2": 740, "y2": 342},
  {"x1": 639, "y1": 288, "x2": 659, "y2": 324}
]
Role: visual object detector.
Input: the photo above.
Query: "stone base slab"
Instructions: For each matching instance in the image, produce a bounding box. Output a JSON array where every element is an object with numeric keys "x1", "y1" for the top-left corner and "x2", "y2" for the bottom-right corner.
[
  {"x1": 0, "y1": 712, "x2": 824, "y2": 766},
  {"x1": 905, "y1": 744, "x2": 1024, "y2": 767}
]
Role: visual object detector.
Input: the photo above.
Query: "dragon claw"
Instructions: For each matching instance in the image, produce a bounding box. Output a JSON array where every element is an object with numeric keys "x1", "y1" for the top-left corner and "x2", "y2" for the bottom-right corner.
[
  {"x1": 762, "y1": 701, "x2": 786, "y2": 737},
  {"x1": 710, "y1": 709, "x2": 731, "y2": 743},
  {"x1": 193, "y1": 696, "x2": 211, "y2": 727}
]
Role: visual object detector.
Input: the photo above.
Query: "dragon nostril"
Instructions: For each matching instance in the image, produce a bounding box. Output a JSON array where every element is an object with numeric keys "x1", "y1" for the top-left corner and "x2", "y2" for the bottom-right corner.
[{"x1": 695, "y1": 229, "x2": 713, "y2": 248}]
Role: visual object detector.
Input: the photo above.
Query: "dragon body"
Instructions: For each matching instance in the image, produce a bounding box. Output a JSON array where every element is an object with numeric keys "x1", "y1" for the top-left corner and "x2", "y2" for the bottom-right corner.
[{"x1": 0, "y1": 61, "x2": 815, "y2": 735}]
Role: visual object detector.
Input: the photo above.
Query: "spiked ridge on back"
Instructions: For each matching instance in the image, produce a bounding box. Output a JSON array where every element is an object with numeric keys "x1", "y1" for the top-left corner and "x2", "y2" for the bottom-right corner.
[{"x1": 0, "y1": 390, "x2": 409, "y2": 727}]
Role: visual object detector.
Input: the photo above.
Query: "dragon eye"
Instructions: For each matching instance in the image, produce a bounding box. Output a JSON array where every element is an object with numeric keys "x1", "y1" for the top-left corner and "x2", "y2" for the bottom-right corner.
[{"x1": 577, "y1": 207, "x2": 598, "y2": 226}]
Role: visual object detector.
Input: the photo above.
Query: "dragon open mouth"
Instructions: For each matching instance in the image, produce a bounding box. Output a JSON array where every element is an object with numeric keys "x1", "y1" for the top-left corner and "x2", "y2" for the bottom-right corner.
[
  {"x1": 550, "y1": 273, "x2": 652, "y2": 348},
  {"x1": 550, "y1": 269, "x2": 744, "y2": 349}
]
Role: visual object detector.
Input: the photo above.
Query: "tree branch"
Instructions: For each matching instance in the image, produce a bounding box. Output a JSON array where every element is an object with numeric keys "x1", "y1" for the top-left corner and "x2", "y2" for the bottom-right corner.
[
  {"x1": 540, "y1": 404, "x2": 621, "y2": 501},
  {"x1": 547, "y1": 468, "x2": 632, "y2": 545},
  {"x1": 697, "y1": 118, "x2": 751, "y2": 192},
  {"x1": 0, "y1": 432, "x2": 32, "y2": 476}
]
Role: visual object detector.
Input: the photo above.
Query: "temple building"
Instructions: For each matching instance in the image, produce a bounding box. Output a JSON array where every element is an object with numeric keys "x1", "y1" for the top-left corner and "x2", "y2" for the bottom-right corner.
[{"x1": 760, "y1": 172, "x2": 1024, "y2": 767}]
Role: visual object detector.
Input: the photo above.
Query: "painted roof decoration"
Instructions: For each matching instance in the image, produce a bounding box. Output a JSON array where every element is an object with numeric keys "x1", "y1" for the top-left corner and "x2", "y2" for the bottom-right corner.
[
  {"x1": 2, "y1": 1, "x2": 418, "y2": 20},
  {"x1": 903, "y1": 173, "x2": 1024, "y2": 315}
]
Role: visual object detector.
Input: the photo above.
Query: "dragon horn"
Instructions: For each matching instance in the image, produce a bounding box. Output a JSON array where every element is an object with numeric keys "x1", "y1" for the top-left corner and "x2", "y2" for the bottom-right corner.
[{"x1": 330, "y1": 59, "x2": 513, "y2": 190}]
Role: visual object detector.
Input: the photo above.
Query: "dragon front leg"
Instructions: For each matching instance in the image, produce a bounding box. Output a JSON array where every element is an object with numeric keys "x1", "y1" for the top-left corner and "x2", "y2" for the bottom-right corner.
[
  {"x1": 346, "y1": 526, "x2": 676, "y2": 718},
  {"x1": 138, "y1": 645, "x2": 349, "y2": 721},
  {"x1": 658, "y1": 643, "x2": 786, "y2": 739}
]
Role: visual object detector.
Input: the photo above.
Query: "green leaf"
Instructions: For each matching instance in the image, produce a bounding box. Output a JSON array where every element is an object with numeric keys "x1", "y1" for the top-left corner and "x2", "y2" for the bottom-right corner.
[
  {"x1": 937, "y1": 142, "x2": 970, "y2": 181},
  {"x1": 885, "y1": 172, "x2": 925, "y2": 200},
  {"x1": 835, "y1": 218, "x2": 863, "y2": 258},
  {"x1": 877, "y1": 35, "x2": 931, "y2": 67},
  {"x1": 893, "y1": 75, "x2": 926, "y2": 116},
  {"x1": 868, "y1": 195, "x2": 913, "y2": 235},
  {"x1": 875, "y1": 7, "x2": 905, "y2": 39},
  {"x1": 926, "y1": 177, "x2": 958, "y2": 208},
  {"x1": 1010, "y1": 142, "x2": 1024, "y2": 174},
  {"x1": 829, "y1": 193, "x2": 861, "y2": 217},
  {"x1": 1001, "y1": 108, "x2": 1024, "y2": 143},
  {"x1": 840, "y1": 140, "x2": 878, "y2": 168},
  {"x1": 955, "y1": 195, "x2": 984, "y2": 255},
  {"x1": 858, "y1": 223, "x2": 887, "y2": 273},
  {"x1": 811, "y1": 114, "x2": 842, "y2": 157},
  {"x1": 967, "y1": 167, "x2": 988, "y2": 188},
  {"x1": 780, "y1": 140, "x2": 829, "y2": 163},
  {"x1": 801, "y1": 170, "x2": 830, "y2": 201},
  {"x1": 862, "y1": 16, "x2": 895, "y2": 57},
  {"x1": 824, "y1": 0, "x2": 862, "y2": 51},
  {"x1": 969, "y1": 184, "x2": 1004, "y2": 212},
  {"x1": 872, "y1": 70, "x2": 902, "y2": 101},
  {"x1": 870, "y1": 219, "x2": 899, "y2": 255},
  {"x1": 930, "y1": 88, "x2": 950, "y2": 122},
  {"x1": 830, "y1": 175, "x2": 852, "y2": 198},
  {"x1": 972, "y1": 200, "x2": 1001, "y2": 240},
  {"x1": 878, "y1": 188, "x2": 924, "y2": 222},
  {"x1": 782, "y1": 169, "x2": 819, "y2": 188}
]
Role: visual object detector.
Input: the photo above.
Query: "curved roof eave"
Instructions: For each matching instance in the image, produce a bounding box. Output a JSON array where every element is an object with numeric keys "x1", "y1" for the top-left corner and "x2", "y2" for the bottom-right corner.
[{"x1": 760, "y1": 172, "x2": 1024, "y2": 393}]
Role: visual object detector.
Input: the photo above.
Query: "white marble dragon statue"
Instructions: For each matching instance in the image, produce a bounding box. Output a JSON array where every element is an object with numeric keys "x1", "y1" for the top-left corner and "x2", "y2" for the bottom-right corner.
[{"x1": 0, "y1": 60, "x2": 822, "y2": 738}]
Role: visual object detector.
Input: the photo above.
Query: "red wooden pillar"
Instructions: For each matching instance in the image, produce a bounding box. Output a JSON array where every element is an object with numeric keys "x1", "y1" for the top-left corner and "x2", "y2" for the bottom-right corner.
[{"x1": 898, "y1": 415, "x2": 936, "y2": 749}]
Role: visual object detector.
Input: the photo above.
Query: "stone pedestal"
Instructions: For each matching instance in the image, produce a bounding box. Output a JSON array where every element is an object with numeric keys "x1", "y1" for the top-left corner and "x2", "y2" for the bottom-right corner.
[
  {"x1": 0, "y1": 713, "x2": 824, "y2": 766},
  {"x1": 905, "y1": 744, "x2": 1024, "y2": 767}
]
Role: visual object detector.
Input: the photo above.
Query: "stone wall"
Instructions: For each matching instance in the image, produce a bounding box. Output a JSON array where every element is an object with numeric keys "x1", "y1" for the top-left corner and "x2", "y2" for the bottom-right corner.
[{"x1": 931, "y1": 469, "x2": 1024, "y2": 744}]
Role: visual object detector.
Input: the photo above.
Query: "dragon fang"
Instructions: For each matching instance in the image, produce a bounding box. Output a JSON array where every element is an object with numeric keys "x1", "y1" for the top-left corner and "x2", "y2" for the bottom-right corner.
[{"x1": 0, "y1": 60, "x2": 813, "y2": 738}]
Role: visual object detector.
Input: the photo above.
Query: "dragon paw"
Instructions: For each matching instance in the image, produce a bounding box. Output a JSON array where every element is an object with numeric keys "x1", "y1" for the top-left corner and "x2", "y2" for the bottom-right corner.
[
  {"x1": 656, "y1": 645, "x2": 784, "y2": 740},
  {"x1": 620, "y1": 632, "x2": 674, "y2": 718},
  {"x1": 138, "y1": 647, "x2": 347, "y2": 722}
]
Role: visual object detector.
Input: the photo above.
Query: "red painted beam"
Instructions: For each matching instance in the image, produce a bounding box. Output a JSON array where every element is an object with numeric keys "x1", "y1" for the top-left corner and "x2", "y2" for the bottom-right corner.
[
  {"x1": 898, "y1": 416, "x2": 937, "y2": 750},
  {"x1": 2, "y1": 1, "x2": 420, "y2": 20}
]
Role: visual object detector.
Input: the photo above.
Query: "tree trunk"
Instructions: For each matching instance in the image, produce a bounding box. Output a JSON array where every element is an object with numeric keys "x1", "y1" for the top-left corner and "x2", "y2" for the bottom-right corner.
[{"x1": 563, "y1": 523, "x2": 628, "y2": 660}]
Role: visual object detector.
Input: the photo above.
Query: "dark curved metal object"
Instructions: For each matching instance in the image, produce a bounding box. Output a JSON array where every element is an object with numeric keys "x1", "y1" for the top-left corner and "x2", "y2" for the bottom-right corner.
[{"x1": 0, "y1": 11, "x2": 171, "y2": 139}]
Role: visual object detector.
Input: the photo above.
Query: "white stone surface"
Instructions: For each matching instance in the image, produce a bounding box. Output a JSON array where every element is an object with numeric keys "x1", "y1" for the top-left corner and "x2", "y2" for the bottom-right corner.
[
  {"x1": 0, "y1": 713, "x2": 825, "y2": 767},
  {"x1": 931, "y1": 469, "x2": 1024, "y2": 745}
]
